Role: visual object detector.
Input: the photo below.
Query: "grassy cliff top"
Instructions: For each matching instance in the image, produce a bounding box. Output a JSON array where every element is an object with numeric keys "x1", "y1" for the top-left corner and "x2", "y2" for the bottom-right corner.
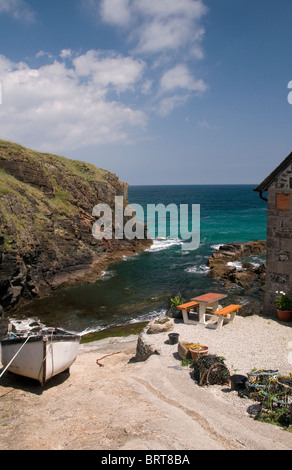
[
  {"x1": 0, "y1": 139, "x2": 113, "y2": 184},
  {"x1": 0, "y1": 139, "x2": 128, "y2": 251}
]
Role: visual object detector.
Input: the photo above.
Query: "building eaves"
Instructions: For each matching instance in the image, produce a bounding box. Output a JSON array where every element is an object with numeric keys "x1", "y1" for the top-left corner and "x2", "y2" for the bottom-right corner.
[{"x1": 254, "y1": 152, "x2": 292, "y2": 194}]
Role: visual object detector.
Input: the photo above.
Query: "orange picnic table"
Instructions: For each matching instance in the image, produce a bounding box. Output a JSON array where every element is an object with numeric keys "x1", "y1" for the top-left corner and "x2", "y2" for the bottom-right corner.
[
  {"x1": 178, "y1": 293, "x2": 242, "y2": 330},
  {"x1": 191, "y1": 292, "x2": 227, "y2": 325}
]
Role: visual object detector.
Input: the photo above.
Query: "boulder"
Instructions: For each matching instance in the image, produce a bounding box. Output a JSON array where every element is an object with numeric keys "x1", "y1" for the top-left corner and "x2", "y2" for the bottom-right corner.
[
  {"x1": 134, "y1": 317, "x2": 175, "y2": 362},
  {"x1": 147, "y1": 317, "x2": 174, "y2": 334},
  {"x1": 135, "y1": 332, "x2": 160, "y2": 362}
]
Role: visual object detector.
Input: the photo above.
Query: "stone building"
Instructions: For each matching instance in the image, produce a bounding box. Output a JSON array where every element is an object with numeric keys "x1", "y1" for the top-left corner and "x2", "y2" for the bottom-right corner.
[{"x1": 254, "y1": 152, "x2": 292, "y2": 315}]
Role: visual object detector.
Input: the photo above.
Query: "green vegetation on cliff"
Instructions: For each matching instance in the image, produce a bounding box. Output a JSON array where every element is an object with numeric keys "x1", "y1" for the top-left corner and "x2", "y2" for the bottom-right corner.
[
  {"x1": 0, "y1": 140, "x2": 109, "y2": 183},
  {"x1": 0, "y1": 139, "x2": 149, "y2": 311},
  {"x1": 0, "y1": 140, "x2": 127, "y2": 252}
]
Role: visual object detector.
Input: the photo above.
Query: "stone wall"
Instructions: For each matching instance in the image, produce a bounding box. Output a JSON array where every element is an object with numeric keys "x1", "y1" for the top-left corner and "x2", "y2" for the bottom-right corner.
[{"x1": 264, "y1": 165, "x2": 292, "y2": 314}]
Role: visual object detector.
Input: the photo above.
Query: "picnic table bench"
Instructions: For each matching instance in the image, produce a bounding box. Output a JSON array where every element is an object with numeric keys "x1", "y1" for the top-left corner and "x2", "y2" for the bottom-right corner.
[
  {"x1": 178, "y1": 294, "x2": 242, "y2": 330},
  {"x1": 212, "y1": 304, "x2": 242, "y2": 331},
  {"x1": 177, "y1": 301, "x2": 199, "y2": 325}
]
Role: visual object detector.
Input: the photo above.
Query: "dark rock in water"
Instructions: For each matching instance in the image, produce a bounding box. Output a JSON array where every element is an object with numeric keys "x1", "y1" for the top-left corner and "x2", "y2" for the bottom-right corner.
[
  {"x1": 207, "y1": 241, "x2": 266, "y2": 315},
  {"x1": 208, "y1": 241, "x2": 266, "y2": 280},
  {"x1": 208, "y1": 241, "x2": 266, "y2": 289},
  {"x1": 0, "y1": 140, "x2": 152, "y2": 311}
]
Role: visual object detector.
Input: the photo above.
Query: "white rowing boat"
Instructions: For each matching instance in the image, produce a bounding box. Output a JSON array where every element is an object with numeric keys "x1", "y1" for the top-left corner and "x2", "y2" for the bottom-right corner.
[{"x1": 0, "y1": 327, "x2": 80, "y2": 386}]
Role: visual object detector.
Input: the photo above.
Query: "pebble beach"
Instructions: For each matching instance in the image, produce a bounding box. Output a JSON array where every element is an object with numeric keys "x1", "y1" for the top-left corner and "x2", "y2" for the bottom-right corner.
[{"x1": 146, "y1": 314, "x2": 292, "y2": 377}]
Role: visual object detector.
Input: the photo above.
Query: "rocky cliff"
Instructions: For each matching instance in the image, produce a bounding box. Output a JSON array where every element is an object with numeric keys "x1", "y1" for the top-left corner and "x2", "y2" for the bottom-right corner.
[{"x1": 0, "y1": 140, "x2": 152, "y2": 311}]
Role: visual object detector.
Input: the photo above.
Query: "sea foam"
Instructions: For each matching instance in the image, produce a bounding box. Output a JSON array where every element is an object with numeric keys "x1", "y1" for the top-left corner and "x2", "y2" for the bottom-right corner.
[{"x1": 146, "y1": 238, "x2": 183, "y2": 252}]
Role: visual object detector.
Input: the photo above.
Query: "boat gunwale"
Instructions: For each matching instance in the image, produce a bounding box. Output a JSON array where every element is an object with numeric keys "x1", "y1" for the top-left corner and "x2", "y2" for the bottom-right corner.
[{"x1": 1, "y1": 332, "x2": 81, "y2": 346}]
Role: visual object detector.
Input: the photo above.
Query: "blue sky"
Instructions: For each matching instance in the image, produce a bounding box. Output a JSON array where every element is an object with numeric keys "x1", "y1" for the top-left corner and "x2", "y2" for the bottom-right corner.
[{"x1": 0, "y1": 0, "x2": 292, "y2": 185}]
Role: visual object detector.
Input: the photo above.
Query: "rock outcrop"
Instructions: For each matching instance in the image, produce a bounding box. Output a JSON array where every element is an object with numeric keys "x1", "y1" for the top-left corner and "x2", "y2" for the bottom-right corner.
[
  {"x1": 0, "y1": 140, "x2": 152, "y2": 311},
  {"x1": 208, "y1": 241, "x2": 266, "y2": 291},
  {"x1": 135, "y1": 334, "x2": 160, "y2": 362},
  {"x1": 135, "y1": 317, "x2": 175, "y2": 362}
]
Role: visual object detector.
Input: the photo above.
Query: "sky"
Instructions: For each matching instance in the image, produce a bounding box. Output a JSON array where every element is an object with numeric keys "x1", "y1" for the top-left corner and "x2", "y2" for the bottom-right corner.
[{"x1": 0, "y1": 0, "x2": 292, "y2": 185}]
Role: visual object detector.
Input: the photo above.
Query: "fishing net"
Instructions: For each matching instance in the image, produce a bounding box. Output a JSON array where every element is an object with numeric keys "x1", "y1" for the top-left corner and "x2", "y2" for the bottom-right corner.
[
  {"x1": 193, "y1": 354, "x2": 230, "y2": 387},
  {"x1": 246, "y1": 370, "x2": 292, "y2": 406},
  {"x1": 244, "y1": 369, "x2": 292, "y2": 427}
]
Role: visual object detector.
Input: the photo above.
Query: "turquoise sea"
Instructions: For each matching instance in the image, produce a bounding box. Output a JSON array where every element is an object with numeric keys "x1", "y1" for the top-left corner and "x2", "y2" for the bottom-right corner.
[{"x1": 12, "y1": 185, "x2": 267, "y2": 334}]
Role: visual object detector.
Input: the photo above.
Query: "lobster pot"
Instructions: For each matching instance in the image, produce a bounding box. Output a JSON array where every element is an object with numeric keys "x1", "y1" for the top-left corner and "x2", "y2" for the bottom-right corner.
[{"x1": 193, "y1": 354, "x2": 230, "y2": 387}]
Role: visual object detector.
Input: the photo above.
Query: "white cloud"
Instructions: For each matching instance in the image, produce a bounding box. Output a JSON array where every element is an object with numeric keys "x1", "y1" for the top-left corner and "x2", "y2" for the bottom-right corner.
[
  {"x1": 141, "y1": 79, "x2": 153, "y2": 95},
  {"x1": 133, "y1": 18, "x2": 192, "y2": 55},
  {"x1": 160, "y1": 64, "x2": 207, "y2": 94},
  {"x1": 198, "y1": 120, "x2": 221, "y2": 130},
  {"x1": 36, "y1": 51, "x2": 54, "y2": 60},
  {"x1": 91, "y1": 0, "x2": 209, "y2": 115},
  {"x1": 60, "y1": 49, "x2": 72, "y2": 60},
  {"x1": 157, "y1": 94, "x2": 189, "y2": 116},
  {"x1": 0, "y1": 0, "x2": 209, "y2": 152},
  {"x1": 93, "y1": 0, "x2": 207, "y2": 28},
  {"x1": 133, "y1": 0, "x2": 207, "y2": 54},
  {"x1": 0, "y1": 53, "x2": 147, "y2": 152},
  {"x1": 93, "y1": 0, "x2": 207, "y2": 57},
  {"x1": 132, "y1": 0, "x2": 207, "y2": 20},
  {"x1": 100, "y1": 0, "x2": 131, "y2": 25},
  {"x1": 0, "y1": 0, "x2": 35, "y2": 22},
  {"x1": 73, "y1": 50, "x2": 145, "y2": 91}
]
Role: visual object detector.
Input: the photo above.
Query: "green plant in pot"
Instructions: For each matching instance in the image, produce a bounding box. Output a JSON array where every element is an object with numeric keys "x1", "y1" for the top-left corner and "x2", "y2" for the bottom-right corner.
[
  {"x1": 169, "y1": 293, "x2": 183, "y2": 319},
  {"x1": 189, "y1": 343, "x2": 209, "y2": 361},
  {"x1": 275, "y1": 291, "x2": 292, "y2": 322}
]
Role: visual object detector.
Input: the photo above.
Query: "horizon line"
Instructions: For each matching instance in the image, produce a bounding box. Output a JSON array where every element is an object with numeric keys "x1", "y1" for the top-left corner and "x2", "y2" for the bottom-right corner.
[{"x1": 128, "y1": 183, "x2": 259, "y2": 186}]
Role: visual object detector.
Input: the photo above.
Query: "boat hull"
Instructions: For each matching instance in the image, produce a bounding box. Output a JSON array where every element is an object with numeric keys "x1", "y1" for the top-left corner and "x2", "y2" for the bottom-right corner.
[{"x1": 1, "y1": 329, "x2": 80, "y2": 385}]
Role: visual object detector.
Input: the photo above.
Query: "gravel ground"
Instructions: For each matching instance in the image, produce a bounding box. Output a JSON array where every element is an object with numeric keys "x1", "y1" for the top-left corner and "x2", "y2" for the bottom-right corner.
[
  {"x1": 0, "y1": 314, "x2": 292, "y2": 451},
  {"x1": 142, "y1": 314, "x2": 292, "y2": 418},
  {"x1": 147, "y1": 314, "x2": 292, "y2": 377}
]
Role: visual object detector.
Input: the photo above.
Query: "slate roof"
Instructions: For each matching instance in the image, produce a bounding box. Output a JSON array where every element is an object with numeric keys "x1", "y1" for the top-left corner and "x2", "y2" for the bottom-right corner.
[{"x1": 254, "y1": 152, "x2": 292, "y2": 193}]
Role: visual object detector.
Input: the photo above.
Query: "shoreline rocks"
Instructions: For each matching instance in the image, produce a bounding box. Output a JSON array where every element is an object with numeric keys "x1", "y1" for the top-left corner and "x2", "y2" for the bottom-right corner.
[
  {"x1": 208, "y1": 241, "x2": 266, "y2": 291},
  {"x1": 207, "y1": 241, "x2": 266, "y2": 316}
]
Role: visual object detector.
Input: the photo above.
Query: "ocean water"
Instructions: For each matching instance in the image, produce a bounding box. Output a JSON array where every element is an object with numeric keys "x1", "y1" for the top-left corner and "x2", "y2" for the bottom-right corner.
[{"x1": 11, "y1": 185, "x2": 267, "y2": 334}]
